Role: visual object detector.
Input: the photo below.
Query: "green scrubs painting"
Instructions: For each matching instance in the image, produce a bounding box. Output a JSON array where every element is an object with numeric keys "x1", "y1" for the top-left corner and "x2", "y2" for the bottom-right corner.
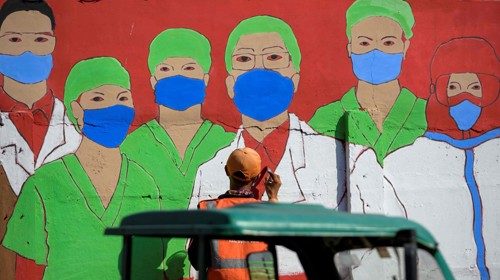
[
  {"x1": 120, "y1": 28, "x2": 235, "y2": 278},
  {"x1": 310, "y1": 88, "x2": 426, "y2": 164},
  {"x1": 3, "y1": 57, "x2": 165, "y2": 279},
  {"x1": 2, "y1": 154, "x2": 163, "y2": 279},
  {"x1": 308, "y1": 0, "x2": 427, "y2": 164}
]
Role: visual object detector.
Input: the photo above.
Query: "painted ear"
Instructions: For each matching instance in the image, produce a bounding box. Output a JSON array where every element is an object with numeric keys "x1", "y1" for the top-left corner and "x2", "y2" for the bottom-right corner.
[
  {"x1": 224, "y1": 165, "x2": 230, "y2": 176},
  {"x1": 150, "y1": 76, "x2": 157, "y2": 90},
  {"x1": 70, "y1": 101, "x2": 84, "y2": 129},
  {"x1": 203, "y1": 74, "x2": 210, "y2": 86},
  {"x1": 430, "y1": 83, "x2": 436, "y2": 94},
  {"x1": 403, "y1": 40, "x2": 411, "y2": 58},
  {"x1": 291, "y1": 73, "x2": 300, "y2": 93},
  {"x1": 347, "y1": 43, "x2": 352, "y2": 58},
  {"x1": 226, "y1": 75, "x2": 236, "y2": 99}
]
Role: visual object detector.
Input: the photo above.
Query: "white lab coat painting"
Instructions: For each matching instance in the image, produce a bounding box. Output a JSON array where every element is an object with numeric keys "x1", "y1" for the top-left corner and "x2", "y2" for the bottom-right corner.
[
  {"x1": 189, "y1": 113, "x2": 346, "y2": 276},
  {"x1": 0, "y1": 98, "x2": 81, "y2": 195},
  {"x1": 349, "y1": 134, "x2": 500, "y2": 280}
]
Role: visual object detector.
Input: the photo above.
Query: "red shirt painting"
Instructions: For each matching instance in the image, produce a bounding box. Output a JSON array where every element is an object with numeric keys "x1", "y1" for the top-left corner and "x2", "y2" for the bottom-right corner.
[
  {"x1": 242, "y1": 119, "x2": 290, "y2": 199},
  {"x1": 0, "y1": 87, "x2": 55, "y2": 159}
]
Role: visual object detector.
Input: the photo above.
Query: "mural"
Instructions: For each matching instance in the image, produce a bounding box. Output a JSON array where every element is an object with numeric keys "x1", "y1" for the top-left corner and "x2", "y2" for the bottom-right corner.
[
  {"x1": 380, "y1": 37, "x2": 500, "y2": 280},
  {"x1": 0, "y1": 0, "x2": 498, "y2": 279},
  {"x1": 309, "y1": 0, "x2": 426, "y2": 165},
  {"x1": 188, "y1": 15, "x2": 345, "y2": 277},
  {"x1": 0, "y1": 1, "x2": 80, "y2": 279},
  {"x1": 120, "y1": 28, "x2": 235, "y2": 278},
  {"x1": 4, "y1": 57, "x2": 166, "y2": 279}
]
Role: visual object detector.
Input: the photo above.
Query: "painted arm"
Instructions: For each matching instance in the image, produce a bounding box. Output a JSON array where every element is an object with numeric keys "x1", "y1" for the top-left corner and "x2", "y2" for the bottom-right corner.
[{"x1": 2, "y1": 179, "x2": 48, "y2": 278}]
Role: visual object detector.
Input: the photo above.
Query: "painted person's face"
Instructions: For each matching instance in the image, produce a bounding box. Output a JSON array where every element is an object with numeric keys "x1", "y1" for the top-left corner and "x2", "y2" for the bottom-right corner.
[
  {"x1": 447, "y1": 73, "x2": 482, "y2": 99},
  {"x1": 349, "y1": 17, "x2": 407, "y2": 55},
  {"x1": 0, "y1": 11, "x2": 55, "y2": 84},
  {"x1": 71, "y1": 85, "x2": 135, "y2": 148},
  {"x1": 151, "y1": 57, "x2": 207, "y2": 86},
  {"x1": 226, "y1": 32, "x2": 300, "y2": 122},
  {"x1": 0, "y1": 11, "x2": 55, "y2": 55},
  {"x1": 150, "y1": 57, "x2": 208, "y2": 111},
  {"x1": 348, "y1": 17, "x2": 410, "y2": 85},
  {"x1": 446, "y1": 73, "x2": 483, "y2": 131}
]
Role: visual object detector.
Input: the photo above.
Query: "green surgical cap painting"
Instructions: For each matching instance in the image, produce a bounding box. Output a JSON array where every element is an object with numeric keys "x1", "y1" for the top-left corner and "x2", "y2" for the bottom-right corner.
[
  {"x1": 64, "y1": 57, "x2": 131, "y2": 127},
  {"x1": 225, "y1": 15, "x2": 301, "y2": 73},
  {"x1": 148, "y1": 28, "x2": 211, "y2": 74},
  {"x1": 346, "y1": 0, "x2": 415, "y2": 39}
]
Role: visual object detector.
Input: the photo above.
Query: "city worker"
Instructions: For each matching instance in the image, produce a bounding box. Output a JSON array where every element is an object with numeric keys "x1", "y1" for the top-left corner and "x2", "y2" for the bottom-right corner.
[
  {"x1": 188, "y1": 147, "x2": 281, "y2": 280},
  {"x1": 3, "y1": 57, "x2": 165, "y2": 280},
  {"x1": 120, "y1": 28, "x2": 235, "y2": 279},
  {"x1": 309, "y1": 0, "x2": 426, "y2": 165},
  {"x1": 0, "y1": 1, "x2": 81, "y2": 277}
]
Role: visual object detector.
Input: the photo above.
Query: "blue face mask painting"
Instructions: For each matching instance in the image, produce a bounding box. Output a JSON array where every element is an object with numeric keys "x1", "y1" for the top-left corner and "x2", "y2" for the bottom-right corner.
[
  {"x1": 449, "y1": 100, "x2": 482, "y2": 131},
  {"x1": 0, "y1": 51, "x2": 53, "y2": 84},
  {"x1": 154, "y1": 75, "x2": 206, "y2": 111},
  {"x1": 351, "y1": 49, "x2": 404, "y2": 85},
  {"x1": 81, "y1": 105, "x2": 135, "y2": 148},
  {"x1": 233, "y1": 69, "x2": 295, "y2": 122}
]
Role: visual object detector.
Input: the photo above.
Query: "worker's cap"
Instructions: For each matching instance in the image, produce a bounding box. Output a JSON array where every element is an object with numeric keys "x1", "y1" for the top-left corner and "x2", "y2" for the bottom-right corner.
[{"x1": 226, "y1": 148, "x2": 261, "y2": 181}]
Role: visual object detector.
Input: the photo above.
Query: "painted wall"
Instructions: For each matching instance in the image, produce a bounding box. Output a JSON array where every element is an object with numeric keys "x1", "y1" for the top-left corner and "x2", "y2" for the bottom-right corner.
[{"x1": 0, "y1": 0, "x2": 498, "y2": 279}]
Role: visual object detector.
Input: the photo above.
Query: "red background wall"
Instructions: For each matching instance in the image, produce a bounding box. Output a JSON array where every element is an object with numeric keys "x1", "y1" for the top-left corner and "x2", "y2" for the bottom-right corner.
[{"x1": 1, "y1": 0, "x2": 499, "y2": 131}]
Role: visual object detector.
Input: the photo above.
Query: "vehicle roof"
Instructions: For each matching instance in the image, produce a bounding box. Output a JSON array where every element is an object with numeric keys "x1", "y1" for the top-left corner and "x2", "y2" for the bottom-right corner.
[{"x1": 106, "y1": 203, "x2": 438, "y2": 249}]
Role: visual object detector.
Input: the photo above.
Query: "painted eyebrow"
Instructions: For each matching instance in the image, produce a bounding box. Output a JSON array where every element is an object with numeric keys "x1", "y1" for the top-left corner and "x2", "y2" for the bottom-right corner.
[
  {"x1": 158, "y1": 63, "x2": 174, "y2": 69},
  {"x1": 357, "y1": 36, "x2": 373, "y2": 41},
  {"x1": 117, "y1": 91, "x2": 130, "y2": 97},
  {"x1": 381, "y1": 36, "x2": 397, "y2": 40},
  {"x1": 449, "y1": 81, "x2": 462, "y2": 89},
  {"x1": 234, "y1": 47, "x2": 255, "y2": 53},
  {"x1": 467, "y1": 81, "x2": 481, "y2": 87},
  {"x1": 182, "y1": 62, "x2": 197, "y2": 66},
  {"x1": 262, "y1": 46, "x2": 285, "y2": 51},
  {"x1": 35, "y1": 32, "x2": 54, "y2": 36},
  {"x1": 91, "y1": 92, "x2": 106, "y2": 95},
  {"x1": 3, "y1": 31, "x2": 53, "y2": 36}
]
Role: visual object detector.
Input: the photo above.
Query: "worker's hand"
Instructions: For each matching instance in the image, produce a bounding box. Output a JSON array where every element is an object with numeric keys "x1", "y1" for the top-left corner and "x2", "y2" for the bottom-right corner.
[{"x1": 265, "y1": 170, "x2": 281, "y2": 202}]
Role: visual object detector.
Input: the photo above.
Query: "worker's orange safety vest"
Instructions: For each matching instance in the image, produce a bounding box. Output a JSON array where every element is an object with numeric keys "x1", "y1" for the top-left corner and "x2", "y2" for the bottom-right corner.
[{"x1": 198, "y1": 197, "x2": 268, "y2": 280}]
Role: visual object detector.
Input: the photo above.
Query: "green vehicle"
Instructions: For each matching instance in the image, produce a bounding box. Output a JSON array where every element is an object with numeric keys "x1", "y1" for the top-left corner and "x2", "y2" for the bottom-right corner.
[{"x1": 106, "y1": 203, "x2": 454, "y2": 280}]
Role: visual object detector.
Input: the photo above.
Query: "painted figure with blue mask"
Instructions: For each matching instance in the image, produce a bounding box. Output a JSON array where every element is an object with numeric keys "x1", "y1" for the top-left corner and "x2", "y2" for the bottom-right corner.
[
  {"x1": 3, "y1": 57, "x2": 167, "y2": 279},
  {"x1": 191, "y1": 16, "x2": 346, "y2": 278},
  {"x1": 225, "y1": 28, "x2": 300, "y2": 139},
  {"x1": 423, "y1": 37, "x2": 500, "y2": 279},
  {"x1": 121, "y1": 28, "x2": 236, "y2": 280},
  {"x1": 0, "y1": 2, "x2": 81, "y2": 278},
  {"x1": 310, "y1": 0, "x2": 427, "y2": 165}
]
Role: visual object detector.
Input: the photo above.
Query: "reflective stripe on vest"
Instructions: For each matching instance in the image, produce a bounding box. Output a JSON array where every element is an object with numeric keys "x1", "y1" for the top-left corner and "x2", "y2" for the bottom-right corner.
[{"x1": 199, "y1": 198, "x2": 266, "y2": 269}]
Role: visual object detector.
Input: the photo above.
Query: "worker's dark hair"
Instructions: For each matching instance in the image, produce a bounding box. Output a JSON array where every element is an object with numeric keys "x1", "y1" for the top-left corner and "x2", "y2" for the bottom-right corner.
[{"x1": 0, "y1": 0, "x2": 55, "y2": 30}]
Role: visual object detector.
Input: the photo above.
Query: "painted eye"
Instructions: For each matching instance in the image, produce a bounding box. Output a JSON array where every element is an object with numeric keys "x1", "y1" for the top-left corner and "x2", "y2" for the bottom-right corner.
[
  {"x1": 92, "y1": 96, "x2": 104, "y2": 102},
  {"x1": 267, "y1": 54, "x2": 283, "y2": 61},
  {"x1": 471, "y1": 85, "x2": 481, "y2": 90},
  {"x1": 184, "y1": 66, "x2": 195, "y2": 71},
  {"x1": 35, "y1": 37, "x2": 48, "y2": 43},
  {"x1": 8, "y1": 37, "x2": 22, "y2": 43},
  {"x1": 160, "y1": 67, "x2": 170, "y2": 72},
  {"x1": 383, "y1": 40, "x2": 395, "y2": 46},
  {"x1": 449, "y1": 85, "x2": 456, "y2": 90},
  {"x1": 119, "y1": 96, "x2": 129, "y2": 101},
  {"x1": 236, "y1": 55, "x2": 252, "y2": 62},
  {"x1": 360, "y1": 41, "x2": 370, "y2": 46}
]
